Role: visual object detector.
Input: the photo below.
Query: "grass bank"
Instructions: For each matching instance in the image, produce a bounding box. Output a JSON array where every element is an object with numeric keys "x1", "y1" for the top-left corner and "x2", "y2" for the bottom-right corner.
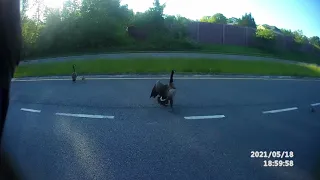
[
  {"x1": 23, "y1": 44, "x2": 320, "y2": 64},
  {"x1": 15, "y1": 58, "x2": 320, "y2": 78},
  {"x1": 199, "y1": 44, "x2": 320, "y2": 64},
  {"x1": 22, "y1": 45, "x2": 273, "y2": 60}
]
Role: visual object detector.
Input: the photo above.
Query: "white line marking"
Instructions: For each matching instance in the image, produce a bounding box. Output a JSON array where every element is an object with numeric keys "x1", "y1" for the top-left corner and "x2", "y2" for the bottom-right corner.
[
  {"x1": 311, "y1": 103, "x2": 320, "y2": 107},
  {"x1": 262, "y1": 107, "x2": 298, "y2": 114},
  {"x1": 20, "y1": 108, "x2": 41, "y2": 113},
  {"x1": 184, "y1": 115, "x2": 225, "y2": 120},
  {"x1": 55, "y1": 112, "x2": 114, "y2": 119}
]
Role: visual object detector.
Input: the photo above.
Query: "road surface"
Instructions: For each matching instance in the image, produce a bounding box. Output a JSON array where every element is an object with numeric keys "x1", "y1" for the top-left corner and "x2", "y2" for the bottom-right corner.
[
  {"x1": 2, "y1": 76, "x2": 320, "y2": 180},
  {"x1": 20, "y1": 52, "x2": 300, "y2": 65}
]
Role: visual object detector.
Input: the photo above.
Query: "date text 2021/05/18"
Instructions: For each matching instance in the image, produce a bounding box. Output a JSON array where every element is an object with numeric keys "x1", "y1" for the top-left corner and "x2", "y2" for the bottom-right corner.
[{"x1": 250, "y1": 151, "x2": 294, "y2": 159}]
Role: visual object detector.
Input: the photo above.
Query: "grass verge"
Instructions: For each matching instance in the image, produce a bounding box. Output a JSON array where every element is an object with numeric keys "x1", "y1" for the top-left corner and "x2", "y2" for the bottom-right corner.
[
  {"x1": 15, "y1": 58, "x2": 320, "y2": 78},
  {"x1": 23, "y1": 44, "x2": 320, "y2": 64},
  {"x1": 22, "y1": 47, "x2": 274, "y2": 61}
]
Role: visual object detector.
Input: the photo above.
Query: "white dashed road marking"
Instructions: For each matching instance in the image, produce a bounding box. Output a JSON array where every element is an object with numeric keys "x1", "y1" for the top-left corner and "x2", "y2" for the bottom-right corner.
[
  {"x1": 19, "y1": 100, "x2": 318, "y2": 119},
  {"x1": 184, "y1": 115, "x2": 225, "y2": 120},
  {"x1": 262, "y1": 107, "x2": 298, "y2": 114},
  {"x1": 311, "y1": 103, "x2": 320, "y2": 107},
  {"x1": 55, "y1": 112, "x2": 114, "y2": 119},
  {"x1": 20, "y1": 108, "x2": 41, "y2": 113}
]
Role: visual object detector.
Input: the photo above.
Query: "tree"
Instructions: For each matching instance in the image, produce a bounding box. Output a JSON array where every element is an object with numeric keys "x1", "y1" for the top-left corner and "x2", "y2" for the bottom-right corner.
[
  {"x1": 200, "y1": 13, "x2": 227, "y2": 24},
  {"x1": 61, "y1": 0, "x2": 81, "y2": 20},
  {"x1": 151, "y1": 0, "x2": 165, "y2": 16},
  {"x1": 227, "y1": 17, "x2": 239, "y2": 25},
  {"x1": 21, "y1": 0, "x2": 29, "y2": 21},
  {"x1": 131, "y1": 0, "x2": 166, "y2": 32},
  {"x1": 309, "y1": 36, "x2": 320, "y2": 46},
  {"x1": 37, "y1": 7, "x2": 63, "y2": 52},
  {"x1": 22, "y1": 0, "x2": 318, "y2": 58},
  {"x1": 256, "y1": 28, "x2": 276, "y2": 40},
  {"x1": 148, "y1": 0, "x2": 166, "y2": 31},
  {"x1": 78, "y1": 0, "x2": 132, "y2": 48},
  {"x1": 280, "y1": 28, "x2": 294, "y2": 36},
  {"x1": 255, "y1": 28, "x2": 276, "y2": 51},
  {"x1": 293, "y1": 30, "x2": 309, "y2": 44},
  {"x1": 211, "y1": 13, "x2": 227, "y2": 24},
  {"x1": 237, "y1": 13, "x2": 256, "y2": 28},
  {"x1": 32, "y1": 0, "x2": 45, "y2": 24},
  {"x1": 200, "y1": 16, "x2": 213, "y2": 23},
  {"x1": 21, "y1": 17, "x2": 40, "y2": 56},
  {"x1": 164, "y1": 15, "x2": 192, "y2": 39}
]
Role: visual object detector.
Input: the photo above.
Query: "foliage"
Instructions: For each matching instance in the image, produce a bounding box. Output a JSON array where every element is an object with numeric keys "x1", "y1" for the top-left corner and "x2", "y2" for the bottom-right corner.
[
  {"x1": 260, "y1": 24, "x2": 282, "y2": 34},
  {"x1": 21, "y1": 17, "x2": 43, "y2": 57},
  {"x1": 21, "y1": 0, "x2": 198, "y2": 58},
  {"x1": 21, "y1": 0, "x2": 319, "y2": 59},
  {"x1": 200, "y1": 13, "x2": 227, "y2": 24},
  {"x1": 281, "y1": 29, "x2": 310, "y2": 44},
  {"x1": 255, "y1": 29, "x2": 277, "y2": 51},
  {"x1": 293, "y1": 30, "x2": 309, "y2": 44},
  {"x1": 227, "y1": 17, "x2": 239, "y2": 25},
  {"x1": 256, "y1": 28, "x2": 276, "y2": 40},
  {"x1": 309, "y1": 36, "x2": 320, "y2": 46},
  {"x1": 280, "y1": 28, "x2": 294, "y2": 36},
  {"x1": 237, "y1": 13, "x2": 256, "y2": 28},
  {"x1": 200, "y1": 16, "x2": 213, "y2": 23}
]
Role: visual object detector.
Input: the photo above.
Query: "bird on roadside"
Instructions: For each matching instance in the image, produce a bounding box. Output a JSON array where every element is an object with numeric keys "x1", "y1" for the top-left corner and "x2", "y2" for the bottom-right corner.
[
  {"x1": 72, "y1": 64, "x2": 77, "y2": 82},
  {"x1": 150, "y1": 70, "x2": 177, "y2": 109}
]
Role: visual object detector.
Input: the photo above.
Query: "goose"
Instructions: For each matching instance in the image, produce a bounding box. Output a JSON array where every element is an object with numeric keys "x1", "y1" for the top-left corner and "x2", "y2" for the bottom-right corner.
[
  {"x1": 72, "y1": 64, "x2": 77, "y2": 82},
  {"x1": 166, "y1": 70, "x2": 177, "y2": 108},
  {"x1": 150, "y1": 70, "x2": 176, "y2": 108}
]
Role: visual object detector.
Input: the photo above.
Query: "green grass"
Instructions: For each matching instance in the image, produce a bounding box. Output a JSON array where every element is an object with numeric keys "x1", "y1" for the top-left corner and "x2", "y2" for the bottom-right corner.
[
  {"x1": 15, "y1": 58, "x2": 320, "y2": 78},
  {"x1": 199, "y1": 44, "x2": 273, "y2": 56},
  {"x1": 23, "y1": 44, "x2": 320, "y2": 64},
  {"x1": 22, "y1": 45, "x2": 272, "y2": 60},
  {"x1": 200, "y1": 44, "x2": 320, "y2": 63}
]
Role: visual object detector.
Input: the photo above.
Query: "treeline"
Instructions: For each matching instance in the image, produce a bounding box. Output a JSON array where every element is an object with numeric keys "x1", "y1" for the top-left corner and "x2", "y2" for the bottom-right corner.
[
  {"x1": 200, "y1": 13, "x2": 320, "y2": 53},
  {"x1": 21, "y1": 0, "x2": 197, "y2": 58},
  {"x1": 200, "y1": 13, "x2": 320, "y2": 46},
  {"x1": 21, "y1": 0, "x2": 320, "y2": 59}
]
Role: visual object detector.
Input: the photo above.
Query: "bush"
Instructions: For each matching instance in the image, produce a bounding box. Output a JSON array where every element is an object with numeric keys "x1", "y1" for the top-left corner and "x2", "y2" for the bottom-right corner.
[
  {"x1": 256, "y1": 28, "x2": 276, "y2": 40},
  {"x1": 254, "y1": 29, "x2": 277, "y2": 52}
]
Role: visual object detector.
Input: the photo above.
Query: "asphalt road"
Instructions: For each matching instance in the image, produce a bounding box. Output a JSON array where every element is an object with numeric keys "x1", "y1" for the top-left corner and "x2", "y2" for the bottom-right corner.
[
  {"x1": 2, "y1": 76, "x2": 320, "y2": 180},
  {"x1": 20, "y1": 52, "x2": 299, "y2": 65}
]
